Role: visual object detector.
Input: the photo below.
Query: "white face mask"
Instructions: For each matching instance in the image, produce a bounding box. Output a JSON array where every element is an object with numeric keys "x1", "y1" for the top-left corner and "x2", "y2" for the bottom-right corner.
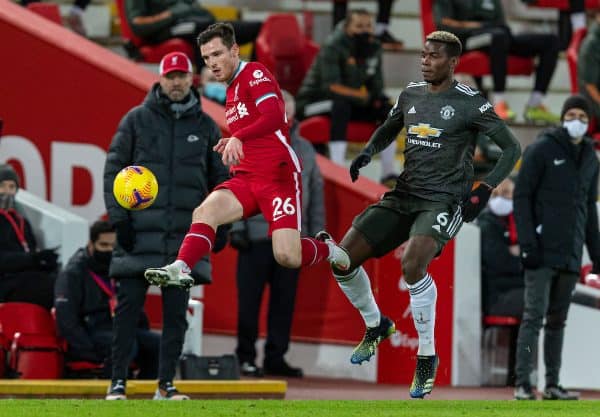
[
  {"x1": 488, "y1": 196, "x2": 513, "y2": 216},
  {"x1": 563, "y1": 119, "x2": 588, "y2": 139}
]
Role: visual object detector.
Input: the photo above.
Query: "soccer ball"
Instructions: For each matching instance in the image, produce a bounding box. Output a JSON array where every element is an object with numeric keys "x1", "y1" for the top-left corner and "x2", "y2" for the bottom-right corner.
[{"x1": 113, "y1": 165, "x2": 158, "y2": 210}]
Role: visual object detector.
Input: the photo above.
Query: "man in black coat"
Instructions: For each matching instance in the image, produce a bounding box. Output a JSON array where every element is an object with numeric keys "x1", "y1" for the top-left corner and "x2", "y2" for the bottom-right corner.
[
  {"x1": 54, "y1": 220, "x2": 159, "y2": 379},
  {"x1": 103, "y1": 52, "x2": 229, "y2": 400},
  {"x1": 513, "y1": 95, "x2": 600, "y2": 401},
  {"x1": 0, "y1": 164, "x2": 57, "y2": 310}
]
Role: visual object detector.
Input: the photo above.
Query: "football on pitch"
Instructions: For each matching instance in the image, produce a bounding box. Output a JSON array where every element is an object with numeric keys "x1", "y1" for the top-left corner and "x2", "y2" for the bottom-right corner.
[{"x1": 112, "y1": 165, "x2": 158, "y2": 210}]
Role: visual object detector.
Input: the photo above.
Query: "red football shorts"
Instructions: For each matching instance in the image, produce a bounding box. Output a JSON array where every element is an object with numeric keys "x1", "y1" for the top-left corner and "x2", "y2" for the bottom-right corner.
[{"x1": 215, "y1": 168, "x2": 302, "y2": 235}]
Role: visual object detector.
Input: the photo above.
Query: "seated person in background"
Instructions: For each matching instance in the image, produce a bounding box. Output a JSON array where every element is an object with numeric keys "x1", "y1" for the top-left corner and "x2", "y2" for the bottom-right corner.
[
  {"x1": 296, "y1": 8, "x2": 398, "y2": 184},
  {"x1": 434, "y1": 0, "x2": 560, "y2": 123},
  {"x1": 578, "y1": 8, "x2": 600, "y2": 132},
  {"x1": 477, "y1": 177, "x2": 524, "y2": 317},
  {"x1": 200, "y1": 66, "x2": 226, "y2": 105},
  {"x1": 124, "y1": 0, "x2": 262, "y2": 69},
  {"x1": 54, "y1": 220, "x2": 159, "y2": 379},
  {"x1": 0, "y1": 164, "x2": 57, "y2": 310}
]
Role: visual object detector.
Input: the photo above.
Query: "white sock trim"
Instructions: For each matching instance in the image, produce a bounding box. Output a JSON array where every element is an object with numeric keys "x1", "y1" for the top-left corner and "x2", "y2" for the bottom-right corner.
[{"x1": 408, "y1": 274, "x2": 437, "y2": 356}]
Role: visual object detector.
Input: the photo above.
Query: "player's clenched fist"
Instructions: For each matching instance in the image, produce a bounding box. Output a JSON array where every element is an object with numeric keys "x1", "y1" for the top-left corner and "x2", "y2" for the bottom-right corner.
[{"x1": 349, "y1": 152, "x2": 372, "y2": 182}]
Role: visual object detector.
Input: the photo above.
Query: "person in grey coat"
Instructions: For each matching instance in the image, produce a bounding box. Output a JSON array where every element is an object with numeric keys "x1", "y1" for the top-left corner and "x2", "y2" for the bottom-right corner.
[
  {"x1": 230, "y1": 90, "x2": 325, "y2": 378},
  {"x1": 103, "y1": 52, "x2": 229, "y2": 400},
  {"x1": 513, "y1": 95, "x2": 600, "y2": 401}
]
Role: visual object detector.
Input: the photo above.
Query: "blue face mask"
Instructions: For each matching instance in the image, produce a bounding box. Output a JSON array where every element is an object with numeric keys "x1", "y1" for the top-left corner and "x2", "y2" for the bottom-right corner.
[{"x1": 203, "y1": 82, "x2": 226, "y2": 104}]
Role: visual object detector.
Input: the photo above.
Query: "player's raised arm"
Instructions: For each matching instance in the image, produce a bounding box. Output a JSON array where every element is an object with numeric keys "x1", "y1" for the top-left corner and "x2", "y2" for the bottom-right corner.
[{"x1": 349, "y1": 95, "x2": 404, "y2": 182}]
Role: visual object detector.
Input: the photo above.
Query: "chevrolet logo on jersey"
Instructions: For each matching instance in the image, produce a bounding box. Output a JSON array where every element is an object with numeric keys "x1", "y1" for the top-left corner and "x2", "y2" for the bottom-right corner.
[{"x1": 408, "y1": 123, "x2": 443, "y2": 139}]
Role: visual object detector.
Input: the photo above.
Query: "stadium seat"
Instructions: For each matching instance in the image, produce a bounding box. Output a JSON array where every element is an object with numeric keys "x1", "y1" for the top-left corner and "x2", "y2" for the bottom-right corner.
[
  {"x1": 567, "y1": 28, "x2": 587, "y2": 94},
  {"x1": 420, "y1": 0, "x2": 534, "y2": 81},
  {"x1": 26, "y1": 2, "x2": 62, "y2": 25},
  {"x1": 481, "y1": 315, "x2": 521, "y2": 386},
  {"x1": 255, "y1": 13, "x2": 319, "y2": 95},
  {"x1": 527, "y1": 0, "x2": 600, "y2": 10},
  {"x1": 298, "y1": 115, "x2": 377, "y2": 145},
  {"x1": 0, "y1": 324, "x2": 7, "y2": 377},
  {"x1": 0, "y1": 303, "x2": 63, "y2": 379},
  {"x1": 115, "y1": 0, "x2": 194, "y2": 64}
]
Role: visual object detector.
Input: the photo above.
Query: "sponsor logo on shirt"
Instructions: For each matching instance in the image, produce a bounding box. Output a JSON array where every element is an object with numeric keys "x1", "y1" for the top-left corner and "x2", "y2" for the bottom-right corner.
[
  {"x1": 408, "y1": 123, "x2": 443, "y2": 139},
  {"x1": 249, "y1": 77, "x2": 271, "y2": 87},
  {"x1": 479, "y1": 101, "x2": 493, "y2": 113}
]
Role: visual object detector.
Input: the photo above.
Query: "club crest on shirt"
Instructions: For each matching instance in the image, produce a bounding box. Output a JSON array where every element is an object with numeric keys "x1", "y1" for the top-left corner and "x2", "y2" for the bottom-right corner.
[
  {"x1": 440, "y1": 105, "x2": 455, "y2": 120},
  {"x1": 253, "y1": 69, "x2": 264, "y2": 78}
]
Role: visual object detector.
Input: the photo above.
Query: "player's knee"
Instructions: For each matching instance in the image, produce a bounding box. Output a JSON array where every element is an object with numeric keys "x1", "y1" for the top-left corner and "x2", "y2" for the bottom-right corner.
[
  {"x1": 273, "y1": 249, "x2": 301, "y2": 269},
  {"x1": 401, "y1": 257, "x2": 426, "y2": 283}
]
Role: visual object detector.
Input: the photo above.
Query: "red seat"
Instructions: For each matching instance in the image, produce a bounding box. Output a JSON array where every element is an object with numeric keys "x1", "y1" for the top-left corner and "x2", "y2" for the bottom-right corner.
[
  {"x1": 115, "y1": 0, "x2": 195, "y2": 64},
  {"x1": 420, "y1": 0, "x2": 534, "y2": 79},
  {"x1": 528, "y1": 0, "x2": 600, "y2": 10},
  {"x1": 483, "y1": 315, "x2": 521, "y2": 326},
  {"x1": 26, "y1": 2, "x2": 62, "y2": 25},
  {"x1": 255, "y1": 14, "x2": 319, "y2": 95},
  {"x1": 299, "y1": 116, "x2": 377, "y2": 145},
  {"x1": 567, "y1": 28, "x2": 588, "y2": 94},
  {"x1": 0, "y1": 303, "x2": 63, "y2": 379}
]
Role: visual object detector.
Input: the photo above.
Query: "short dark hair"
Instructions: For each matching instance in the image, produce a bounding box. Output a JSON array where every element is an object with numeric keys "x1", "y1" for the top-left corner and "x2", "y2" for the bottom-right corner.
[
  {"x1": 344, "y1": 8, "x2": 371, "y2": 27},
  {"x1": 197, "y1": 22, "x2": 236, "y2": 49},
  {"x1": 90, "y1": 220, "x2": 114, "y2": 243},
  {"x1": 426, "y1": 31, "x2": 462, "y2": 57}
]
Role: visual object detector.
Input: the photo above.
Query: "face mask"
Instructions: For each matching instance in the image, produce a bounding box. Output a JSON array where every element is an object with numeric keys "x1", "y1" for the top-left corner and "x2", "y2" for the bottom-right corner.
[
  {"x1": 0, "y1": 193, "x2": 15, "y2": 210},
  {"x1": 488, "y1": 196, "x2": 513, "y2": 217},
  {"x1": 352, "y1": 32, "x2": 372, "y2": 59},
  {"x1": 563, "y1": 119, "x2": 588, "y2": 140},
  {"x1": 203, "y1": 82, "x2": 226, "y2": 104},
  {"x1": 89, "y1": 249, "x2": 112, "y2": 275}
]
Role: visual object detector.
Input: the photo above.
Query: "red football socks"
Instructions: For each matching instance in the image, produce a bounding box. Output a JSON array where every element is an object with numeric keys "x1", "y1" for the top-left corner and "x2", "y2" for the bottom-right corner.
[
  {"x1": 177, "y1": 222, "x2": 216, "y2": 269},
  {"x1": 300, "y1": 237, "x2": 330, "y2": 266}
]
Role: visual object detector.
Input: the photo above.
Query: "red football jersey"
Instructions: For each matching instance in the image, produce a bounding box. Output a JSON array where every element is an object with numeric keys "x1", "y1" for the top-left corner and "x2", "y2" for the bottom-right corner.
[{"x1": 225, "y1": 61, "x2": 301, "y2": 175}]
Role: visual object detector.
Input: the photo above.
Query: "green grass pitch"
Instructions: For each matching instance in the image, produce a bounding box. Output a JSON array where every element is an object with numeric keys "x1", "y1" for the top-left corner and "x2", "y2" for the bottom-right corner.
[{"x1": 2, "y1": 400, "x2": 600, "y2": 417}]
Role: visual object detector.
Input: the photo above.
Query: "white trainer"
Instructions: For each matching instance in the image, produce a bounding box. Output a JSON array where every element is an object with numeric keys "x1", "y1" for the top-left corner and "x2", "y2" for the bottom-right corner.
[
  {"x1": 315, "y1": 231, "x2": 351, "y2": 271},
  {"x1": 144, "y1": 262, "x2": 194, "y2": 288}
]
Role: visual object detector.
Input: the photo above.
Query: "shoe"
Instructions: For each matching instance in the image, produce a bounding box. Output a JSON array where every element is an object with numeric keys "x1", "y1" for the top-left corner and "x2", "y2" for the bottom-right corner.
[
  {"x1": 144, "y1": 263, "x2": 194, "y2": 288},
  {"x1": 66, "y1": 12, "x2": 87, "y2": 36},
  {"x1": 494, "y1": 101, "x2": 516, "y2": 121},
  {"x1": 350, "y1": 315, "x2": 396, "y2": 365},
  {"x1": 409, "y1": 355, "x2": 439, "y2": 399},
  {"x1": 315, "y1": 231, "x2": 351, "y2": 271},
  {"x1": 514, "y1": 384, "x2": 536, "y2": 400},
  {"x1": 377, "y1": 30, "x2": 404, "y2": 51},
  {"x1": 542, "y1": 385, "x2": 579, "y2": 400},
  {"x1": 240, "y1": 361, "x2": 264, "y2": 377},
  {"x1": 153, "y1": 381, "x2": 190, "y2": 400},
  {"x1": 523, "y1": 105, "x2": 560, "y2": 125},
  {"x1": 263, "y1": 360, "x2": 304, "y2": 378},
  {"x1": 105, "y1": 379, "x2": 126, "y2": 400}
]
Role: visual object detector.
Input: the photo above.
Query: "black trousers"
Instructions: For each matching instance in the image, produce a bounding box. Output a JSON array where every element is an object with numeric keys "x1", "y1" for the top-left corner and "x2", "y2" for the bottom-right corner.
[
  {"x1": 461, "y1": 26, "x2": 559, "y2": 94},
  {"x1": 72, "y1": 328, "x2": 159, "y2": 379},
  {"x1": 329, "y1": 96, "x2": 392, "y2": 143},
  {"x1": 111, "y1": 278, "x2": 189, "y2": 383},
  {"x1": 235, "y1": 241, "x2": 300, "y2": 367},
  {"x1": 514, "y1": 267, "x2": 579, "y2": 387}
]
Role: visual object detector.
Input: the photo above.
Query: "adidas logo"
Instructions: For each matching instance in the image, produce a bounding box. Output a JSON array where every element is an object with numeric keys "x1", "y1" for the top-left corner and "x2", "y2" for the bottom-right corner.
[{"x1": 408, "y1": 106, "x2": 416, "y2": 114}]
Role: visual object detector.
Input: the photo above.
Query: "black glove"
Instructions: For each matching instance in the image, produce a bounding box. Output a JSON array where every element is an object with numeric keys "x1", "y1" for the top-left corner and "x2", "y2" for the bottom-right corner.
[
  {"x1": 114, "y1": 220, "x2": 136, "y2": 252},
  {"x1": 33, "y1": 249, "x2": 58, "y2": 271},
  {"x1": 213, "y1": 224, "x2": 231, "y2": 254},
  {"x1": 521, "y1": 246, "x2": 542, "y2": 270},
  {"x1": 349, "y1": 152, "x2": 372, "y2": 182},
  {"x1": 462, "y1": 183, "x2": 493, "y2": 222}
]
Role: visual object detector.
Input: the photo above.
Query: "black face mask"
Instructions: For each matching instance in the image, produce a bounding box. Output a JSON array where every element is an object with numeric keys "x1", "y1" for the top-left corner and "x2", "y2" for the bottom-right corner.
[
  {"x1": 0, "y1": 193, "x2": 15, "y2": 210},
  {"x1": 89, "y1": 250, "x2": 112, "y2": 275},
  {"x1": 353, "y1": 32, "x2": 372, "y2": 59}
]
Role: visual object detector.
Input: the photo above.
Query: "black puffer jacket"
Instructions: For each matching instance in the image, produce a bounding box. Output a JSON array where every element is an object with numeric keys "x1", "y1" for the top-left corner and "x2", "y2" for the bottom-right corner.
[
  {"x1": 103, "y1": 84, "x2": 229, "y2": 282},
  {"x1": 514, "y1": 127, "x2": 600, "y2": 272}
]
